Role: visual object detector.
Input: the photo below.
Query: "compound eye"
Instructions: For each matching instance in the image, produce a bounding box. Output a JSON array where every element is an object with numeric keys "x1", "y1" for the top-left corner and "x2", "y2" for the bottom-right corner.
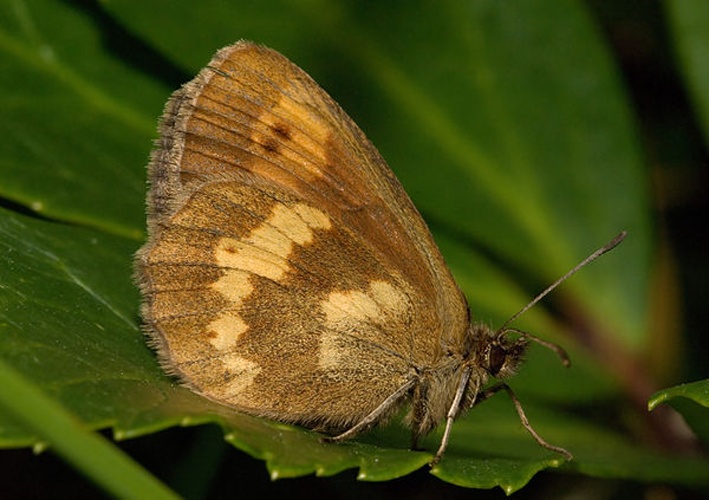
[{"x1": 488, "y1": 345, "x2": 507, "y2": 376}]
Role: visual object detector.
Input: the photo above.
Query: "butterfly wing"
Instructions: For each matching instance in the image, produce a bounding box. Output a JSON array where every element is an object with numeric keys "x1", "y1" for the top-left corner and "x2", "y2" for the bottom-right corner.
[{"x1": 137, "y1": 42, "x2": 469, "y2": 429}]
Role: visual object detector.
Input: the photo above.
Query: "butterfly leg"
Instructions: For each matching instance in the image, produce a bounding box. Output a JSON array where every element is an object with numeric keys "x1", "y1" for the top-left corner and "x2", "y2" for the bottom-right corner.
[
  {"x1": 475, "y1": 383, "x2": 573, "y2": 461},
  {"x1": 322, "y1": 378, "x2": 416, "y2": 444},
  {"x1": 430, "y1": 366, "x2": 472, "y2": 465},
  {"x1": 409, "y1": 382, "x2": 427, "y2": 450}
]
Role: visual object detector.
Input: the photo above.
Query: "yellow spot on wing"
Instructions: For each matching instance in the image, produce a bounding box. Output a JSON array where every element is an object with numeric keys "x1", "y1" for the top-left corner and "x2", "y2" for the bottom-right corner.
[
  {"x1": 323, "y1": 289, "x2": 381, "y2": 322},
  {"x1": 292, "y1": 204, "x2": 331, "y2": 232},
  {"x1": 319, "y1": 280, "x2": 410, "y2": 369},
  {"x1": 207, "y1": 270, "x2": 253, "y2": 350},
  {"x1": 215, "y1": 240, "x2": 291, "y2": 281},
  {"x1": 322, "y1": 281, "x2": 408, "y2": 322},
  {"x1": 370, "y1": 281, "x2": 408, "y2": 312},
  {"x1": 214, "y1": 203, "x2": 330, "y2": 281},
  {"x1": 221, "y1": 354, "x2": 261, "y2": 397},
  {"x1": 209, "y1": 314, "x2": 249, "y2": 350},
  {"x1": 211, "y1": 269, "x2": 253, "y2": 302}
]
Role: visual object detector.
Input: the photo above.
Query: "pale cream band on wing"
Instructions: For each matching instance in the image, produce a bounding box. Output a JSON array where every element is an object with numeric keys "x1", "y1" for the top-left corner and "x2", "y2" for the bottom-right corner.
[
  {"x1": 208, "y1": 202, "x2": 331, "y2": 351},
  {"x1": 202, "y1": 202, "x2": 331, "y2": 396},
  {"x1": 319, "y1": 280, "x2": 410, "y2": 370}
]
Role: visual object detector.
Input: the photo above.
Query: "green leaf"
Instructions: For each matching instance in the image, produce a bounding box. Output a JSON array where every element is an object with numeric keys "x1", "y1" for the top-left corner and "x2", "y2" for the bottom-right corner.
[
  {"x1": 648, "y1": 380, "x2": 709, "y2": 445},
  {"x1": 649, "y1": 379, "x2": 709, "y2": 410},
  {"x1": 0, "y1": 357, "x2": 178, "y2": 499},
  {"x1": 0, "y1": 0, "x2": 165, "y2": 239},
  {"x1": 2, "y1": 0, "x2": 707, "y2": 495}
]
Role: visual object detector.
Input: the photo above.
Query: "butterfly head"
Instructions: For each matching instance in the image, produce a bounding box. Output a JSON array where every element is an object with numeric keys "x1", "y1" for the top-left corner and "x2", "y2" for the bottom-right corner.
[
  {"x1": 466, "y1": 323, "x2": 569, "y2": 381},
  {"x1": 484, "y1": 330, "x2": 529, "y2": 379}
]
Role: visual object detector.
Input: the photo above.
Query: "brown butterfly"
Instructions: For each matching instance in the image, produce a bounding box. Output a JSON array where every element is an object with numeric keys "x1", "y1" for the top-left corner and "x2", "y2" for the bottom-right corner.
[{"x1": 135, "y1": 40, "x2": 624, "y2": 464}]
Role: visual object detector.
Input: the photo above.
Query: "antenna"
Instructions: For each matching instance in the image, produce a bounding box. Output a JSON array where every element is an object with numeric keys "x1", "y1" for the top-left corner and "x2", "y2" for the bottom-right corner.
[{"x1": 497, "y1": 231, "x2": 627, "y2": 333}]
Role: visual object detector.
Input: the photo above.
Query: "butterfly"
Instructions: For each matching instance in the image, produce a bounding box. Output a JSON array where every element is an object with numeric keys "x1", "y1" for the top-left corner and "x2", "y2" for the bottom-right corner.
[{"x1": 135, "y1": 40, "x2": 624, "y2": 463}]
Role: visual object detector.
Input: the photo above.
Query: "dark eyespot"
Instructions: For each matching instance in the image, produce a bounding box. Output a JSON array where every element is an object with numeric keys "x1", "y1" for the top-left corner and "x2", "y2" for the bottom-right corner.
[{"x1": 272, "y1": 122, "x2": 291, "y2": 140}]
